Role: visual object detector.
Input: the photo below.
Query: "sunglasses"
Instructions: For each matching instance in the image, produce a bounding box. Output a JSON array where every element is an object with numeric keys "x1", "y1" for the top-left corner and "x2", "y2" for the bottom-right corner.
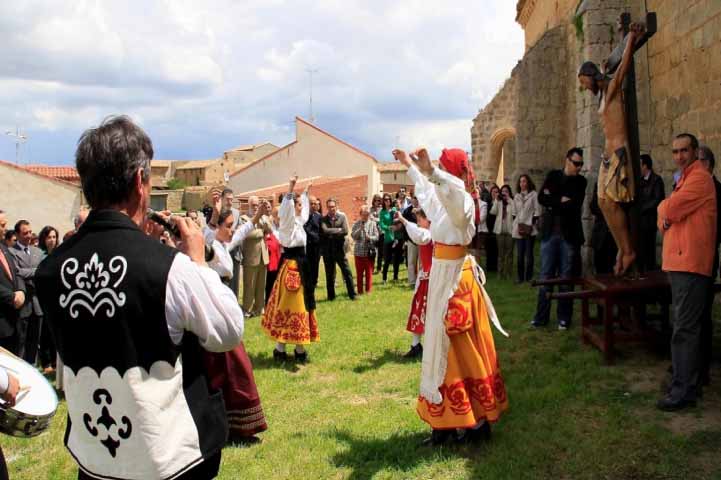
[{"x1": 570, "y1": 160, "x2": 584, "y2": 167}]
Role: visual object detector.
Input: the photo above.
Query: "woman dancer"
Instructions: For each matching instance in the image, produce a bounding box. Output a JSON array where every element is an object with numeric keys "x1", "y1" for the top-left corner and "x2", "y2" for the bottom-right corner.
[
  {"x1": 396, "y1": 209, "x2": 432, "y2": 359},
  {"x1": 392, "y1": 147, "x2": 509, "y2": 446},
  {"x1": 262, "y1": 177, "x2": 319, "y2": 362},
  {"x1": 203, "y1": 191, "x2": 269, "y2": 444}
]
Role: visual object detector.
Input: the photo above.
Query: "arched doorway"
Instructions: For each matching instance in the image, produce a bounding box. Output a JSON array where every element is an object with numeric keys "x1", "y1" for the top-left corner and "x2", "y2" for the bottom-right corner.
[{"x1": 489, "y1": 128, "x2": 516, "y2": 186}]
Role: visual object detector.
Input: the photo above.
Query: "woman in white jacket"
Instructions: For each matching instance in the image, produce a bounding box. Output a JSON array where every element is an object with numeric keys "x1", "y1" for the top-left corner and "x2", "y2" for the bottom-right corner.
[
  {"x1": 511, "y1": 174, "x2": 541, "y2": 283},
  {"x1": 491, "y1": 184, "x2": 515, "y2": 279}
]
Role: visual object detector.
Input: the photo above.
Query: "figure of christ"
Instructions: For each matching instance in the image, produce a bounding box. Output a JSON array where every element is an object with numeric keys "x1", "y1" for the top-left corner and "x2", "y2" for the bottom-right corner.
[{"x1": 578, "y1": 22, "x2": 645, "y2": 276}]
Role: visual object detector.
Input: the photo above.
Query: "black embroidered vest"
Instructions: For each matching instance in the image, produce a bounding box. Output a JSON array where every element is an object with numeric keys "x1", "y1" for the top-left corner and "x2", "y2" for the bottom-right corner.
[{"x1": 36, "y1": 210, "x2": 227, "y2": 480}]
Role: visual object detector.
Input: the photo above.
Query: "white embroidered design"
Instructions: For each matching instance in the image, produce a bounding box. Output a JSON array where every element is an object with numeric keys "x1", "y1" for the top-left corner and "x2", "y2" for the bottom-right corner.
[{"x1": 60, "y1": 253, "x2": 127, "y2": 318}]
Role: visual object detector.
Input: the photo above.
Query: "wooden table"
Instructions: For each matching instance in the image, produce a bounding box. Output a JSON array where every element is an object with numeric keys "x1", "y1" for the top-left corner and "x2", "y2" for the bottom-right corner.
[{"x1": 533, "y1": 271, "x2": 672, "y2": 364}]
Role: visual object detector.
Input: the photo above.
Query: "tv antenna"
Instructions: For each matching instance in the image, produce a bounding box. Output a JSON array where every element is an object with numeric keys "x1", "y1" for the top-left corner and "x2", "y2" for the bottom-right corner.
[{"x1": 5, "y1": 126, "x2": 28, "y2": 164}]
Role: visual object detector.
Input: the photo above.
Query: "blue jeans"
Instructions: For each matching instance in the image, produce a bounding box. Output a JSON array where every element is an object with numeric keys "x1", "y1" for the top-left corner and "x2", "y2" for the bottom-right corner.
[
  {"x1": 516, "y1": 236, "x2": 536, "y2": 282},
  {"x1": 533, "y1": 233, "x2": 577, "y2": 326}
]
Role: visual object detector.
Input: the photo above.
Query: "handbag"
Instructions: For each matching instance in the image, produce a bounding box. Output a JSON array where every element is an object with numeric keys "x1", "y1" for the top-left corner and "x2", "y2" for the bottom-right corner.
[{"x1": 518, "y1": 223, "x2": 533, "y2": 237}]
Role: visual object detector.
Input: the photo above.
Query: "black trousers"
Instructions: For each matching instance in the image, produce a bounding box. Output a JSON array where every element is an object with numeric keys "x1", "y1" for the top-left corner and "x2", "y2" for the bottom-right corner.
[
  {"x1": 699, "y1": 251, "x2": 719, "y2": 383},
  {"x1": 265, "y1": 269, "x2": 279, "y2": 304},
  {"x1": 375, "y1": 234, "x2": 384, "y2": 271},
  {"x1": 39, "y1": 316, "x2": 56, "y2": 368},
  {"x1": 323, "y1": 250, "x2": 356, "y2": 300},
  {"x1": 17, "y1": 313, "x2": 41, "y2": 365},
  {"x1": 516, "y1": 236, "x2": 535, "y2": 282},
  {"x1": 593, "y1": 238, "x2": 618, "y2": 275},
  {"x1": 382, "y1": 241, "x2": 403, "y2": 281},
  {"x1": 306, "y1": 243, "x2": 321, "y2": 290},
  {"x1": 639, "y1": 227, "x2": 658, "y2": 272},
  {"x1": 668, "y1": 271, "x2": 709, "y2": 402},
  {"x1": 485, "y1": 234, "x2": 498, "y2": 272}
]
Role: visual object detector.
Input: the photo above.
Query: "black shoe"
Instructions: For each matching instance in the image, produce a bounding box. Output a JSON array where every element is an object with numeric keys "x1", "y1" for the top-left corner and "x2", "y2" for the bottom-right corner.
[
  {"x1": 294, "y1": 350, "x2": 308, "y2": 363},
  {"x1": 421, "y1": 429, "x2": 452, "y2": 446},
  {"x1": 404, "y1": 344, "x2": 423, "y2": 358},
  {"x1": 656, "y1": 396, "x2": 696, "y2": 412},
  {"x1": 530, "y1": 321, "x2": 546, "y2": 329},
  {"x1": 456, "y1": 421, "x2": 491, "y2": 444},
  {"x1": 273, "y1": 349, "x2": 288, "y2": 362}
]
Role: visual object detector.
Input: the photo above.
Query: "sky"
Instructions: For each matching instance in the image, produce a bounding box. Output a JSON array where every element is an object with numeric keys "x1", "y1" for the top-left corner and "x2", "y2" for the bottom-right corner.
[{"x1": 0, "y1": 1, "x2": 524, "y2": 166}]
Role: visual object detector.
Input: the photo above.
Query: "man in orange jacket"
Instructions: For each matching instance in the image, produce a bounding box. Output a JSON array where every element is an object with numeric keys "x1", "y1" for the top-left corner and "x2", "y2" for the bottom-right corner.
[{"x1": 657, "y1": 133, "x2": 717, "y2": 412}]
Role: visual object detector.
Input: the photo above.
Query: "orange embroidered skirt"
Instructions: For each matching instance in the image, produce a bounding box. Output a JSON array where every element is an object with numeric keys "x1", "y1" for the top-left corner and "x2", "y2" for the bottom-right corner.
[
  {"x1": 416, "y1": 260, "x2": 508, "y2": 429},
  {"x1": 262, "y1": 258, "x2": 319, "y2": 345}
]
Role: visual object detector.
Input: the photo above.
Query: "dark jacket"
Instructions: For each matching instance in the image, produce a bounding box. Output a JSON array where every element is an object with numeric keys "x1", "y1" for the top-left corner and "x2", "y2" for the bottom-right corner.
[
  {"x1": 0, "y1": 244, "x2": 24, "y2": 338},
  {"x1": 320, "y1": 212, "x2": 349, "y2": 257},
  {"x1": 639, "y1": 171, "x2": 666, "y2": 231},
  {"x1": 538, "y1": 169, "x2": 587, "y2": 245},
  {"x1": 9, "y1": 242, "x2": 44, "y2": 318}
]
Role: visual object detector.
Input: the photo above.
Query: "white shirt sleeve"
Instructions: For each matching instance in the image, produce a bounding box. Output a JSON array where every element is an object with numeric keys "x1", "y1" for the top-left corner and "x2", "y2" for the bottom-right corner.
[
  {"x1": 227, "y1": 220, "x2": 255, "y2": 251},
  {"x1": 207, "y1": 241, "x2": 233, "y2": 280},
  {"x1": 165, "y1": 253, "x2": 244, "y2": 352},
  {"x1": 405, "y1": 221, "x2": 432, "y2": 245},
  {"x1": 0, "y1": 367, "x2": 8, "y2": 394},
  {"x1": 407, "y1": 165, "x2": 443, "y2": 223},
  {"x1": 279, "y1": 193, "x2": 295, "y2": 236},
  {"x1": 428, "y1": 167, "x2": 474, "y2": 230},
  {"x1": 300, "y1": 192, "x2": 310, "y2": 224}
]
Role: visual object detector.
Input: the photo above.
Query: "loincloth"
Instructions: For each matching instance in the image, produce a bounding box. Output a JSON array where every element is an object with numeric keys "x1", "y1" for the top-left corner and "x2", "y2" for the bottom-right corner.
[{"x1": 597, "y1": 146, "x2": 635, "y2": 203}]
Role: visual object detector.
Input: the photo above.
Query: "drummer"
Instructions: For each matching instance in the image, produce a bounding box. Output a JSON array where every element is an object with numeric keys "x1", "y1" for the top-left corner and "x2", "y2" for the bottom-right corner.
[
  {"x1": 35, "y1": 116, "x2": 244, "y2": 480},
  {"x1": 0, "y1": 366, "x2": 19, "y2": 480}
]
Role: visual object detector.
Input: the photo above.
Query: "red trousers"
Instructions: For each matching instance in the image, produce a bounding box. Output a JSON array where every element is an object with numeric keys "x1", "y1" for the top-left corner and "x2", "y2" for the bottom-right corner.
[{"x1": 354, "y1": 255, "x2": 374, "y2": 294}]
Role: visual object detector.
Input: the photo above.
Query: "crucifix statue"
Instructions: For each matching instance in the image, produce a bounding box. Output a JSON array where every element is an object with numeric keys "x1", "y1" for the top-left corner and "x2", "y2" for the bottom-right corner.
[{"x1": 578, "y1": 12, "x2": 657, "y2": 277}]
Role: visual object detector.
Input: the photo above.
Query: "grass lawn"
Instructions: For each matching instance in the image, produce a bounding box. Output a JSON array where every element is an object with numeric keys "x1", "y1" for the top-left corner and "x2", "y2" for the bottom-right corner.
[{"x1": 5, "y1": 262, "x2": 721, "y2": 479}]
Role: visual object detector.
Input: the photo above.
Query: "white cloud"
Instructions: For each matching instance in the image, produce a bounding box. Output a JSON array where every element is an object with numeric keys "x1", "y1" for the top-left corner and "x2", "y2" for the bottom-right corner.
[{"x1": 0, "y1": 0, "x2": 524, "y2": 165}]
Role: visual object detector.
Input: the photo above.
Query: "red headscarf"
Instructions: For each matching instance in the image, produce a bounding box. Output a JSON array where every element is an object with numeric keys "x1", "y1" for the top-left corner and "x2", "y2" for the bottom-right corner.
[{"x1": 439, "y1": 148, "x2": 476, "y2": 193}]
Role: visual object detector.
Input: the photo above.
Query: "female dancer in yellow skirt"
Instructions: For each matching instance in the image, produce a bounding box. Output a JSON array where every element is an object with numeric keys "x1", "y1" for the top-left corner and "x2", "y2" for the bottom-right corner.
[
  {"x1": 393, "y1": 147, "x2": 509, "y2": 446},
  {"x1": 262, "y1": 176, "x2": 319, "y2": 362}
]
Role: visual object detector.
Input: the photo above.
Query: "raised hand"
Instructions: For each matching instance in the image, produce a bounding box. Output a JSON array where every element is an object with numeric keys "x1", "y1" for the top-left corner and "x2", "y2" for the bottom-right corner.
[
  {"x1": 2, "y1": 373, "x2": 19, "y2": 407},
  {"x1": 392, "y1": 149, "x2": 412, "y2": 168},
  {"x1": 412, "y1": 148, "x2": 434, "y2": 175},
  {"x1": 289, "y1": 175, "x2": 298, "y2": 193}
]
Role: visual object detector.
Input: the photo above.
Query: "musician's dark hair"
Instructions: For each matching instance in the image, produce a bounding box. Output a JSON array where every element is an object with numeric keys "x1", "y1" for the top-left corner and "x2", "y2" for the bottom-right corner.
[
  {"x1": 640, "y1": 154, "x2": 653, "y2": 170},
  {"x1": 38, "y1": 225, "x2": 59, "y2": 253},
  {"x1": 76, "y1": 115, "x2": 153, "y2": 209},
  {"x1": 221, "y1": 188, "x2": 233, "y2": 197},
  {"x1": 4, "y1": 230, "x2": 15, "y2": 241},
  {"x1": 566, "y1": 147, "x2": 584, "y2": 159},
  {"x1": 415, "y1": 208, "x2": 427, "y2": 219},
  {"x1": 326, "y1": 197, "x2": 337, "y2": 206},
  {"x1": 675, "y1": 133, "x2": 699, "y2": 150},
  {"x1": 14, "y1": 219, "x2": 29, "y2": 233}
]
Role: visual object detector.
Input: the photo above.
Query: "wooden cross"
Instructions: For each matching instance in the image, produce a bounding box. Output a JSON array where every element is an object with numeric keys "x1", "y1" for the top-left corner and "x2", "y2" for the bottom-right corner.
[{"x1": 605, "y1": 12, "x2": 657, "y2": 276}]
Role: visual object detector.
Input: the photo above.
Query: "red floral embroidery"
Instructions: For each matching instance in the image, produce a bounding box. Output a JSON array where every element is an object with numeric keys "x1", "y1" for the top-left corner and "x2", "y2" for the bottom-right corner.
[
  {"x1": 444, "y1": 291, "x2": 472, "y2": 334},
  {"x1": 284, "y1": 270, "x2": 301, "y2": 291},
  {"x1": 493, "y1": 373, "x2": 507, "y2": 404},
  {"x1": 446, "y1": 381, "x2": 472, "y2": 415},
  {"x1": 419, "y1": 390, "x2": 446, "y2": 417}
]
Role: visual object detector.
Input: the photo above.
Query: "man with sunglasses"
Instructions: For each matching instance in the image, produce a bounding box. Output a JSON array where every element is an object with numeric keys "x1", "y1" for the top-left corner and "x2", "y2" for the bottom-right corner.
[
  {"x1": 532, "y1": 148, "x2": 587, "y2": 331},
  {"x1": 656, "y1": 133, "x2": 716, "y2": 411}
]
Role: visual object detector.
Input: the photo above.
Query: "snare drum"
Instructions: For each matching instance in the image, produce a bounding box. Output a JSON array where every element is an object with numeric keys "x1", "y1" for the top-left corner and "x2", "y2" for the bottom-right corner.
[{"x1": 0, "y1": 348, "x2": 58, "y2": 437}]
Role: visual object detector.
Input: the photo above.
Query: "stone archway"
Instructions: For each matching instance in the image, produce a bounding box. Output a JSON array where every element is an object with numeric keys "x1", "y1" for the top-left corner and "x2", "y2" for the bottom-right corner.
[{"x1": 489, "y1": 127, "x2": 517, "y2": 186}]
